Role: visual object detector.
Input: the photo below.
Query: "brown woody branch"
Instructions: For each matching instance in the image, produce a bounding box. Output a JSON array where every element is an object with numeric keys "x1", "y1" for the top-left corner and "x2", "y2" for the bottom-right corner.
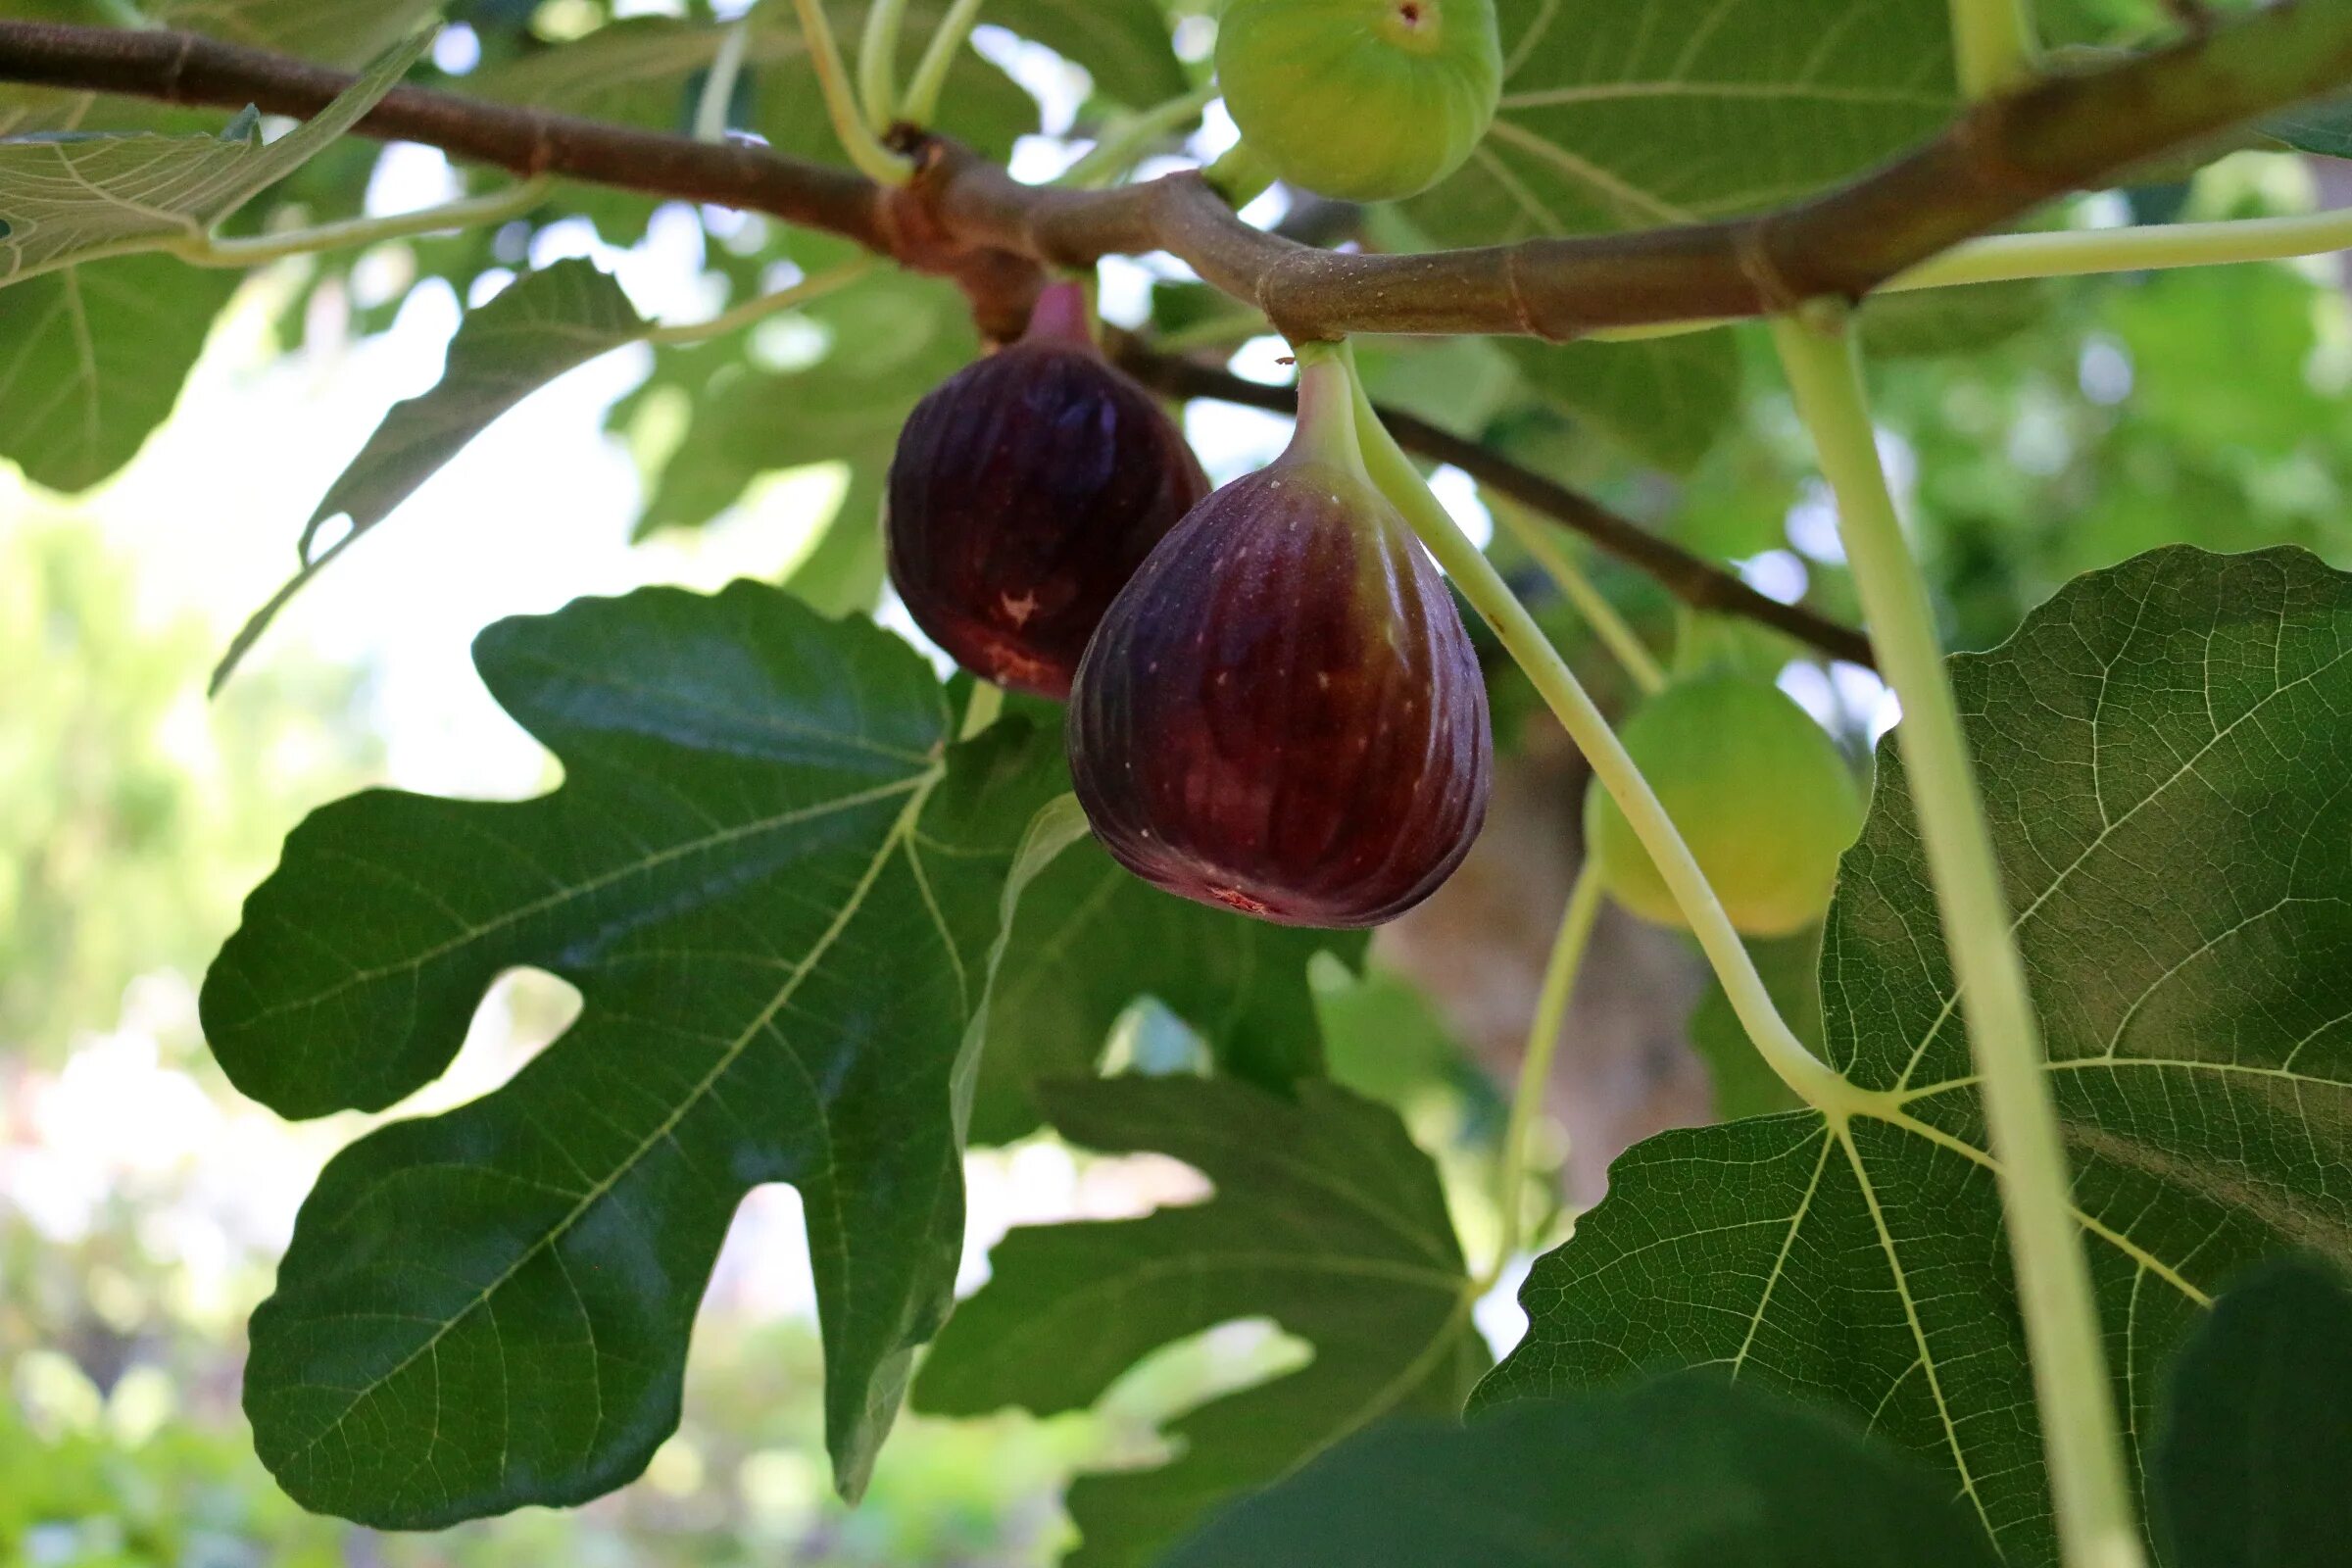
[
  {"x1": 1117, "y1": 346, "x2": 1877, "y2": 669},
  {"x1": 8, "y1": 5, "x2": 2352, "y2": 341},
  {"x1": 6, "y1": 7, "x2": 2348, "y2": 669}
]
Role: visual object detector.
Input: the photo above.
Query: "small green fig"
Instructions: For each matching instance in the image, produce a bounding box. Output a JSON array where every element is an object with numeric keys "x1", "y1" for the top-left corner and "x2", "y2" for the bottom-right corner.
[
  {"x1": 1067, "y1": 350, "x2": 1491, "y2": 928},
  {"x1": 886, "y1": 282, "x2": 1210, "y2": 699},
  {"x1": 1215, "y1": 0, "x2": 1503, "y2": 203},
  {"x1": 1584, "y1": 674, "x2": 1864, "y2": 938}
]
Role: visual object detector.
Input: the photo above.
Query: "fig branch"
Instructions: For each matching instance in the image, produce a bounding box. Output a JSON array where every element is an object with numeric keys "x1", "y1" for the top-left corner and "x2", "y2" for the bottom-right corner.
[{"x1": 8, "y1": 2, "x2": 2352, "y2": 341}]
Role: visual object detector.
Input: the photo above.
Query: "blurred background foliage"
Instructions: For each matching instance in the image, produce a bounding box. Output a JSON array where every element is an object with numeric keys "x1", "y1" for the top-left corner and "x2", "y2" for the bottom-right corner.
[{"x1": 9, "y1": 0, "x2": 2352, "y2": 1560}]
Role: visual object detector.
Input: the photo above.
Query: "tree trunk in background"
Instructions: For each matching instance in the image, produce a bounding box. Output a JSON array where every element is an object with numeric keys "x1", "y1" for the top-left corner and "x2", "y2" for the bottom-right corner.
[{"x1": 1378, "y1": 719, "x2": 1714, "y2": 1209}]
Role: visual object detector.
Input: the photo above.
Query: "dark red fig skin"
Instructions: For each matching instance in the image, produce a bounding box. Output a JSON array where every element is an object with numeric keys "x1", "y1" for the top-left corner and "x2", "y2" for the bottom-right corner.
[
  {"x1": 1067, "y1": 457, "x2": 1492, "y2": 928},
  {"x1": 885, "y1": 286, "x2": 1209, "y2": 699}
]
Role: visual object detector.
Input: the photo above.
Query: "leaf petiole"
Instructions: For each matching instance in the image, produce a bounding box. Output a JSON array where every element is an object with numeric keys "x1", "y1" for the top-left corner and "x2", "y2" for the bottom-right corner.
[
  {"x1": 789, "y1": 0, "x2": 914, "y2": 184},
  {"x1": 858, "y1": 0, "x2": 910, "y2": 131},
  {"x1": 902, "y1": 0, "x2": 987, "y2": 126},
  {"x1": 171, "y1": 176, "x2": 552, "y2": 269},
  {"x1": 1950, "y1": 0, "x2": 2039, "y2": 98},
  {"x1": 642, "y1": 258, "x2": 877, "y2": 345},
  {"x1": 694, "y1": 15, "x2": 754, "y2": 144},
  {"x1": 1333, "y1": 344, "x2": 1859, "y2": 1119},
  {"x1": 1485, "y1": 859, "x2": 1605, "y2": 1286},
  {"x1": 1769, "y1": 306, "x2": 2143, "y2": 1568},
  {"x1": 1488, "y1": 493, "x2": 1667, "y2": 697},
  {"x1": 1054, "y1": 84, "x2": 1220, "y2": 189}
]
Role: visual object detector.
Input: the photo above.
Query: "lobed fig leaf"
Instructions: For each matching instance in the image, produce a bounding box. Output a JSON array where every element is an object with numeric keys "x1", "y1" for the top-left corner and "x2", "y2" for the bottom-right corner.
[
  {"x1": 886, "y1": 282, "x2": 1208, "y2": 698},
  {"x1": 1067, "y1": 354, "x2": 1491, "y2": 928},
  {"x1": 1584, "y1": 673, "x2": 1863, "y2": 937},
  {"x1": 1215, "y1": 0, "x2": 1503, "y2": 203}
]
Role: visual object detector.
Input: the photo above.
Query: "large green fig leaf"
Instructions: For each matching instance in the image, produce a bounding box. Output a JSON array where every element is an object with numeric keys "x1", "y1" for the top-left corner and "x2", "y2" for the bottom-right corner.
[
  {"x1": 147, "y1": 0, "x2": 443, "y2": 66},
  {"x1": 0, "y1": 0, "x2": 434, "y2": 132},
  {"x1": 1410, "y1": 0, "x2": 1955, "y2": 468},
  {"x1": 0, "y1": 28, "x2": 423, "y2": 490},
  {"x1": 1497, "y1": 332, "x2": 1743, "y2": 473},
  {"x1": 987, "y1": 0, "x2": 1189, "y2": 108},
  {"x1": 1478, "y1": 547, "x2": 2352, "y2": 1568},
  {"x1": 966, "y1": 710, "x2": 1369, "y2": 1143},
  {"x1": 1166, "y1": 1374, "x2": 2002, "y2": 1568},
  {"x1": 215, "y1": 261, "x2": 649, "y2": 688},
  {"x1": 913, "y1": 1076, "x2": 1486, "y2": 1568},
  {"x1": 0, "y1": 31, "x2": 426, "y2": 286},
  {"x1": 299, "y1": 261, "x2": 644, "y2": 558},
  {"x1": 0, "y1": 255, "x2": 240, "y2": 492},
  {"x1": 1427, "y1": 0, "x2": 1955, "y2": 237},
  {"x1": 201, "y1": 582, "x2": 1063, "y2": 1526},
  {"x1": 2153, "y1": 1257, "x2": 2352, "y2": 1568}
]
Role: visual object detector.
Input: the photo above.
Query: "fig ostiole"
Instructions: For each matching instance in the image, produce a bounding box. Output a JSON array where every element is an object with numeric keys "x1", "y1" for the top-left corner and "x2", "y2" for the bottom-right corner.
[
  {"x1": 885, "y1": 280, "x2": 1210, "y2": 699},
  {"x1": 1583, "y1": 673, "x2": 1866, "y2": 938},
  {"x1": 1215, "y1": 0, "x2": 1503, "y2": 203},
  {"x1": 1068, "y1": 346, "x2": 1493, "y2": 928}
]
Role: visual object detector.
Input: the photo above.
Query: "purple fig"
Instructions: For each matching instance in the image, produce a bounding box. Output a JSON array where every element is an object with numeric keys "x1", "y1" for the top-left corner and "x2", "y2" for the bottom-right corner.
[
  {"x1": 886, "y1": 282, "x2": 1210, "y2": 698},
  {"x1": 1067, "y1": 350, "x2": 1492, "y2": 928}
]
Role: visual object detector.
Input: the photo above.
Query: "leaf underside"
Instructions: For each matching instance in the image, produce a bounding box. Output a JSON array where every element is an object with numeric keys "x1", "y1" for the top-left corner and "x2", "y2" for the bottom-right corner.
[
  {"x1": 0, "y1": 30, "x2": 427, "y2": 286},
  {"x1": 1412, "y1": 0, "x2": 1958, "y2": 468},
  {"x1": 1479, "y1": 546, "x2": 2352, "y2": 1567}
]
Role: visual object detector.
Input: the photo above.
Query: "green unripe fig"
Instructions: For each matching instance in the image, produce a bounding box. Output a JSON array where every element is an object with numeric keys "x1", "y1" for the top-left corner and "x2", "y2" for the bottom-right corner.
[
  {"x1": 1214, "y1": 0, "x2": 1503, "y2": 203},
  {"x1": 1584, "y1": 674, "x2": 1864, "y2": 938}
]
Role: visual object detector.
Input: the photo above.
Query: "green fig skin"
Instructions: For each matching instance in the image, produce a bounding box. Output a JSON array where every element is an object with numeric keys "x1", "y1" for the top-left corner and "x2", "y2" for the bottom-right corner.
[
  {"x1": 1067, "y1": 390, "x2": 1492, "y2": 928},
  {"x1": 1215, "y1": 0, "x2": 1503, "y2": 203},
  {"x1": 1584, "y1": 674, "x2": 1866, "y2": 938}
]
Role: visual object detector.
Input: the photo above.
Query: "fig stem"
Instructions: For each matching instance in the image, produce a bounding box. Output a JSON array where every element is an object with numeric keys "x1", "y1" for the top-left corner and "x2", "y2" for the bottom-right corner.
[
  {"x1": 1337, "y1": 346, "x2": 1858, "y2": 1118},
  {"x1": 694, "y1": 16, "x2": 752, "y2": 144},
  {"x1": 788, "y1": 0, "x2": 914, "y2": 185},
  {"x1": 1485, "y1": 859, "x2": 1604, "y2": 1287},
  {"x1": 903, "y1": 0, "x2": 987, "y2": 125},
  {"x1": 1054, "y1": 83, "x2": 1220, "y2": 189},
  {"x1": 857, "y1": 0, "x2": 908, "y2": 132},
  {"x1": 1951, "y1": 0, "x2": 2040, "y2": 98},
  {"x1": 1289, "y1": 342, "x2": 1371, "y2": 475},
  {"x1": 168, "y1": 175, "x2": 552, "y2": 269},
  {"x1": 1022, "y1": 279, "x2": 1097, "y2": 349},
  {"x1": 1770, "y1": 306, "x2": 2142, "y2": 1568},
  {"x1": 643, "y1": 258, "x2": 877, "y2": 345},
  {"x1": 1486, "y1": 494, "x2": 1667, "y2": 697},
  {"x1": 1203, "y1": 139, "x2": 1277, "y2": 208}
]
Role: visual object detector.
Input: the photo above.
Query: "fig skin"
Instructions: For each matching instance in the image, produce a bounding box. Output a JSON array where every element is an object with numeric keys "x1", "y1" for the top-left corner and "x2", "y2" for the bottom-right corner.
[
  {"x1": 1584, "y1": 673, "x2": 1865, "y2": 938},
  {"x1": 1216, "y1": 0, "x2": 1503, "y2": 203},
  {"x1": 1067, "y1": 355, "x2": 1491, "y2": 928},
  {"x1": 886, "y1": 283, "x2": 1210, "y2": 699}
]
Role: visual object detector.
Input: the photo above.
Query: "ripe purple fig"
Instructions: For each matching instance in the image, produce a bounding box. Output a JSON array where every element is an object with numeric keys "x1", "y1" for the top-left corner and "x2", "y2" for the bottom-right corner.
[
  {"x1": 886, "y1": 282, "x2": 1210, "y2": 698},
  {"x1": 1068, "y1": 349, "x2": 1492, "y2": 928}
]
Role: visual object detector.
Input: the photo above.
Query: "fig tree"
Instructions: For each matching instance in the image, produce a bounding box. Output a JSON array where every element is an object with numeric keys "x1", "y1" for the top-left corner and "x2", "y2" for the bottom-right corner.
[
  {"x1": 1584, "y1": 673, "x2": 1865, "y2": 938},
  {"x1": 1067, "y1": 349, "x2": 1491, "y2": 928},
  {"x1": 1214, "y1": 0, "x2": 1503, "y2": 203},
  {"x1": 886, "y1": 281, "x2": 1210, "y2": 699}
]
